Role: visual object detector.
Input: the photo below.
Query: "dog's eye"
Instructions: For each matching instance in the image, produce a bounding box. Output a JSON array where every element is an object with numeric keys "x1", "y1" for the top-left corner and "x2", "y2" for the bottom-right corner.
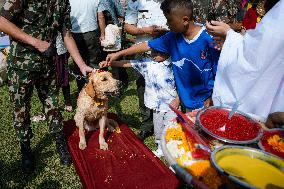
[{"x1": 101, "y1": 77, "x2": 107, "y2": 81}]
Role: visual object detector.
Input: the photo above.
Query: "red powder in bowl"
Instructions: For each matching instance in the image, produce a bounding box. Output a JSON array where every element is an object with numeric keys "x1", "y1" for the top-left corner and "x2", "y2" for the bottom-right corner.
[{"x1": 200, "y1": 109, "x2": 261, "y2": 141}]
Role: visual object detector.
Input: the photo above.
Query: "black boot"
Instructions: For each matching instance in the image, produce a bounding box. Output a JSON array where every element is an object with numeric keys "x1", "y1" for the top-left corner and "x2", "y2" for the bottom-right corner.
[
  {"x1": 54, "y1": 132, "x2": 72, "y2": 166},
  {"x1": 20, "y1": 140, "x2": 35, "y2": 173}
]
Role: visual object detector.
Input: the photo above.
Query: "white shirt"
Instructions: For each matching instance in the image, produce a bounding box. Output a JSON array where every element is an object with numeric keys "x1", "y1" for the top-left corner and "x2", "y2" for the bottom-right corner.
[
  {"x1": 131, "y1": 58, "x2": 177, "y2": 112},
  {"x1": 125, "y1": 0, "x2": 168, "y2": 43},
  {"x1": 212, "y1": 0, "x2": 284, "y2": 119},
  {"x1": 69, "y1": 0, "x2": 106, "y2": 33}
]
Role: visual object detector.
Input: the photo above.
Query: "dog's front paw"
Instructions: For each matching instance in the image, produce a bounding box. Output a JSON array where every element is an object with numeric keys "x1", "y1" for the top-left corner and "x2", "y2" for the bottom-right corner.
[
  {"x1": 79, "y1": 141, "x2": 87, "y2": 150},
  {"x1": 99, "y1": 139, "x2": 108, "y2": 150}
]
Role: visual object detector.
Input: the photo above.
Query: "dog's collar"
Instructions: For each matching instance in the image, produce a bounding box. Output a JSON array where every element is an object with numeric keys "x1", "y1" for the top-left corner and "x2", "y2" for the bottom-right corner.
[{"x1": 94, "y1": 99, "x2": 105, "y2": 107}]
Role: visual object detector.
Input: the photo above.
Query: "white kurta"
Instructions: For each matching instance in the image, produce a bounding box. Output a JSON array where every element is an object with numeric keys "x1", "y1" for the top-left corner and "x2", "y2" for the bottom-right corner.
[{"x1": 212, "y1": 0, "x2": 284, "y2": 120}]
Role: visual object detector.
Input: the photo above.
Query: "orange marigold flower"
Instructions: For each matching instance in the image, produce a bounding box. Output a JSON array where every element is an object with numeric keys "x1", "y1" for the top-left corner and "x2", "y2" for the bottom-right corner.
[
  {"x1": 186, "y1": 160, "x2": 223, "y2": 189},
  {"x1": 268, "y1": 134, "x2": 284, "y2": 153}
]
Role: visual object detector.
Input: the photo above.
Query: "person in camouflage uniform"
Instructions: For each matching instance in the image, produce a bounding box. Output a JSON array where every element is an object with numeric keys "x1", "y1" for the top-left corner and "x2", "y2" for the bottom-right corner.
[
  {"x1": 192, "y1": 0, "x2": 243, "y2": 29},
  {"x1": 0, "y1": 0, "x2": 93, "y2": 173},
  {"x1": 192, "y1": 0, "x2": 211, "y2": 23},
  {"x1": 208, "y1": 0, "x2": 243, "y2": 30}
]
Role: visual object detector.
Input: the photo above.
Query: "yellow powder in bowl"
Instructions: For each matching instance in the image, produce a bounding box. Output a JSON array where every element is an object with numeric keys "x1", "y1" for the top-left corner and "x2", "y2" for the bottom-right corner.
[{"x1": 217, "y1": 154, "x2": 284, "y2": 189}]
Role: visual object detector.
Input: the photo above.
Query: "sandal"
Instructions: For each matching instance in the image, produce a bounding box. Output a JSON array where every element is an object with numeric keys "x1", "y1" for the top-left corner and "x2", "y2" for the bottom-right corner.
[{"x1": 64, "y1": 105, "x2": 73, "y2": 112}]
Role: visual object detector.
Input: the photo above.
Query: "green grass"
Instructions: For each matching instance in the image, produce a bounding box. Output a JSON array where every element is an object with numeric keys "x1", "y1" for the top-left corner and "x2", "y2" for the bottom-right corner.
[{"x1": 0, "y1": 69, "x2": 157, "y2": 189}]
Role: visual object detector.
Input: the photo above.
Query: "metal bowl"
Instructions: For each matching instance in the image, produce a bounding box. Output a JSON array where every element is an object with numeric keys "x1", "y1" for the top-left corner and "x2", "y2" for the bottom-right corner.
[
  {"x1": 211, "y1": 145, "x2": 284, "y2": 189},
  {"x1": 196, "y1": 106, "x2": 263, "y2": 144},
  {"x1": 258, "y1": 128, "x2": 284, "y2": 159}
]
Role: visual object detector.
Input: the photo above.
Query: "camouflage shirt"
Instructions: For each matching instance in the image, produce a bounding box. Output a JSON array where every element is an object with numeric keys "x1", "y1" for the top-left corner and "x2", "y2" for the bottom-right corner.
[
  {"x1": 192, "y1": 0, "x2": 211, "y2": 23},
  {"x1": 209, "y1": 0, "x2": 243, "y2": 23},
  {"x1": 192, "y1": 0, "x2": 243, "y2": 24},
  {"x1": 0, "y1": 0, "x2": 72, "y2": 70}
]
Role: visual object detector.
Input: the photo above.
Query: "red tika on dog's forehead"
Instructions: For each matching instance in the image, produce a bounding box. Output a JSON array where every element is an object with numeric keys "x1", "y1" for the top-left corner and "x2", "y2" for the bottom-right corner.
[{"x1": 95, "y1": 70, "x2": 112, "y2": 76}]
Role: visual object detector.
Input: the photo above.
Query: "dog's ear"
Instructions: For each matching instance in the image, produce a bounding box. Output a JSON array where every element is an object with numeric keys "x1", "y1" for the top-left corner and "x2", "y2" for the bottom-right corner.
[{"x1": 85, "y1": 77, "x2": 96, "y2": 98}]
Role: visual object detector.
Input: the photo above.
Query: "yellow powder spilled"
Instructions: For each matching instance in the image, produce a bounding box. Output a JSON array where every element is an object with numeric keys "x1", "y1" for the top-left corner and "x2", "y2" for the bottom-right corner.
[{"x1": 217, "y1": 154, "x2": 284, "y2": 189}]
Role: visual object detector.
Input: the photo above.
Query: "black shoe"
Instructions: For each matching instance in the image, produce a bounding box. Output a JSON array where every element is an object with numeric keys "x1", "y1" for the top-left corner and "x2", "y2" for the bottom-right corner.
[
  {"x1": 55, "y1": 132, "x2": 72, "y2": 166},
  {"x1": 137, "y1": 130, "x2": 153, "y2": 141},
  {"x1": 20, "y1": 140, "x2": 35, "y2": 174}
]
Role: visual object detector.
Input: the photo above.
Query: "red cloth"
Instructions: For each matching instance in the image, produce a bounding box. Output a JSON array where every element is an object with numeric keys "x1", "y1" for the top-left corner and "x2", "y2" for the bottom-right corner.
[
  {"x1": 63, "y1": 114, "x2": 180, "y2": 189},
  {"x1": 242, "y1": 8, "x2": 258, "y2": 29}
]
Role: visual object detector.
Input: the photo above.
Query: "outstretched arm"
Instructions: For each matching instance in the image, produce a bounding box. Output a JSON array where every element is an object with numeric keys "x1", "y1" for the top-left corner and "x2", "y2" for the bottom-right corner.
[
  {"x1": 106, "y1": 42, "x2": 150, "y2": 64},
  {"x1": 100, "y1": 60, "x2": 132, "y2": 68},
  {"x1": 63, "y1": 31, "x2": 93, "y2": 76}
]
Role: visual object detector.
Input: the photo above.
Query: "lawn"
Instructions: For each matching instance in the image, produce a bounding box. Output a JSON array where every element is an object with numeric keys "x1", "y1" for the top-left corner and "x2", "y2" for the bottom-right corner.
[{"x1": 0, "y1": 69, "x2": 158, "y2": 189}]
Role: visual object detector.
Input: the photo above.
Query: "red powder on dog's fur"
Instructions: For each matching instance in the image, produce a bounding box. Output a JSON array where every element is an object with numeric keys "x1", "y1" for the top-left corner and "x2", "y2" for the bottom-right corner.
[{"x1": 200, "y1": 109, "x2": 261, "y2": 141}]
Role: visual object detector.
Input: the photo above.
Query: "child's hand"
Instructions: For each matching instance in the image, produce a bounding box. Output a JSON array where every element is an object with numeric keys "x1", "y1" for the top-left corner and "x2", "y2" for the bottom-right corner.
[
  {"x1": 204, "y1": 97, "x2": 213, "y2": 108},
  {"x1": 170, "y1": 97, "x2": 180, "y2": 109},
  {"x1": 99, "y1": 61, "x2": 108, "y2": 68},
  {"x1": 106, "y1": 52, "x2": 121, "y2": 64}
]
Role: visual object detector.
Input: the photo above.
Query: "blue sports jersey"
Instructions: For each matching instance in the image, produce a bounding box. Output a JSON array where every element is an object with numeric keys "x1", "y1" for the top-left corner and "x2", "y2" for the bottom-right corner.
[{"x1": 148, "y1": 27, "x2": 220, "y2": 109}]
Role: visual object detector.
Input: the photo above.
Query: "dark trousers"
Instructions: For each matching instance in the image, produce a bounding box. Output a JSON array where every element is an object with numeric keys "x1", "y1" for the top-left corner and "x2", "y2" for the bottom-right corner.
[
  {"x1": 72, "y1": 30, "x2": 103, "y2": 92},
  {"x1": 136, "y1": 73, "x2": 153, "y2": 132}
]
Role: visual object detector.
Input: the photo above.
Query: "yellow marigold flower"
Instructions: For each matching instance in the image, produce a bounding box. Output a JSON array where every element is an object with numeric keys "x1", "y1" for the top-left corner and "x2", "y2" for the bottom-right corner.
[{"x1": 268, "y1": 134, "x2": 284, "y2": 153}]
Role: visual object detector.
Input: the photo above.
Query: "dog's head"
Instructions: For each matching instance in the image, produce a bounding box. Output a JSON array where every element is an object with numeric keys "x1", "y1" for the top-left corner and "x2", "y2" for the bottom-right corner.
[{"x1": 85, "y1": 69, "x2": 121, "y2": 100}]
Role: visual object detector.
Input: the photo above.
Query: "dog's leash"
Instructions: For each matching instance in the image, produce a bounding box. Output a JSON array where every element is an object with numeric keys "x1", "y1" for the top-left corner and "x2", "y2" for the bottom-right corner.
[{"x1": 67, "y1": 66, "x2": 112, "y2": 82}]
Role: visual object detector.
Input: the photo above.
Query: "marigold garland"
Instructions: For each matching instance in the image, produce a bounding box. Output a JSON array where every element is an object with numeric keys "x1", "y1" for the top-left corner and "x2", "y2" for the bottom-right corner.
[{"x1": 268, "y1": 134, "x2": 284, "y2": 153}]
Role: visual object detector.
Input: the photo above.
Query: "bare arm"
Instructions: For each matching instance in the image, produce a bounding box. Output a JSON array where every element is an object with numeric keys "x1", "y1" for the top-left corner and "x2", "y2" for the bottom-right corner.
[
  {"x1": 63, "y1": 31, "x2": 93, "y2": 76},
  {"x1": 0, "y1": 16, "x2": 49, "y2": 52},
  {"x1": 100, "y1": 60, "x2": 132, "y2": 68},
  {"x1": 124, "y1": 23, "x2": 165, "y2": 36},
  {"x1": 98, "y1": 12, "x2": 106, "y2": 40},
  {"x1": 106, "y1": 42, "x2": 150, "y2": 64},
  {"x1": 124, "y1": 23, "x2": 147, "y2": 35}
]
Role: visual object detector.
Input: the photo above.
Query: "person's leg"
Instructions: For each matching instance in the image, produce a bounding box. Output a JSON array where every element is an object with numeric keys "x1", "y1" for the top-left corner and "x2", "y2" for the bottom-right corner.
[
  {"x1": 72, "y1": 32, "x2": 89, "y2": 92},
  {"x1": 84, "y1": 30, "x2": 103, "y2": 69},
  {"x1": 62, "y1": 85, "x2": 72, "y2": 112},
  {"x1": 8, "y1": 67, "x2": 35, "y2": 173},
  {"x1": 153, "y1": 110, "x2": 165, "y2": 144},
  {"x1": 117, "y1": 67, "x2": 129, "y2": 88},
  {"x1": 37, "y1": 64, "x2": 71, "y2": 165},
  {"x1": 30, "y1": 82, "x2": 47, "y2": 122},
  {"x1": 136, "y1": 73, "x2": 153, "y2": 140},
  {"x1": 152, "y1": 110, "x2": 164, "y2": 157},
  {"x1": 60, "y1": 53, "x2": 72, "y2": 111}
]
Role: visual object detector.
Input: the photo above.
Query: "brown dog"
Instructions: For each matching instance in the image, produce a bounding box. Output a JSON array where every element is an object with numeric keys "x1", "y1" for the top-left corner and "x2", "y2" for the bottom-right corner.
[{"x1": 74, "y1": 69, "x2": 120, "y2": 150}]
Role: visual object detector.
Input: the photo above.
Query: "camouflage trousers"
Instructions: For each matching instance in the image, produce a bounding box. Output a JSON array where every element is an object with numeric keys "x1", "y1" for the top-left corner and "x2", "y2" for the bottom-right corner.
[{"x1": 8, "y1": 64, "x2": 63, "y2": 142}]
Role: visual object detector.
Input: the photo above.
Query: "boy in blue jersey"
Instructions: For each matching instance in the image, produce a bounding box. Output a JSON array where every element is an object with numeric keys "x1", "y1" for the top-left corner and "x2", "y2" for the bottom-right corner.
[{"x1": 106, "y1": 0, "x2": 220, "y2": 110}]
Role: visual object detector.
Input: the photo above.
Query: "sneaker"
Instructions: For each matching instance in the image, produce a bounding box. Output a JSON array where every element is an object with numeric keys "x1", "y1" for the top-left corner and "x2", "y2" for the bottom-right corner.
[
  {"x1": 152, "y1": 147, "x2": 164, "y2": 158},
  {"x1": 31, "y1": 113, "x2": 46, "y2": 122}
]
